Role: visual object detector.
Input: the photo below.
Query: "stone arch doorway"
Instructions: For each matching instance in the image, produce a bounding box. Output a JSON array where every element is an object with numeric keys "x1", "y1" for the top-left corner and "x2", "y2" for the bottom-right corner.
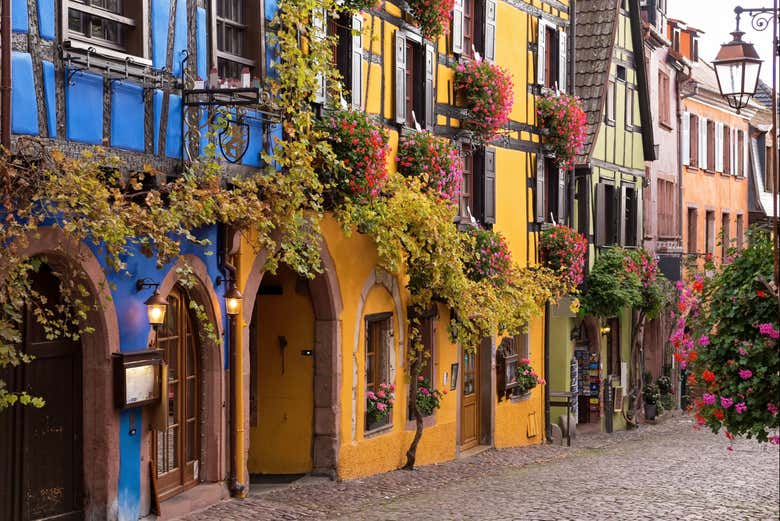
[
  {"x1": 242, "y1": 245, "x2": 342, "y2": 478},
  {"x1": 0, "y1": 227, "x2": 120, "y2": 521}
]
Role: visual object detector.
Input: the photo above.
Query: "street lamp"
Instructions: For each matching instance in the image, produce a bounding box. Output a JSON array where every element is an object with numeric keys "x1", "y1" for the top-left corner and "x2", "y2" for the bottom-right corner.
[
  {"x1": 714, "y1": 4, "x2": 780, "y2": 311},
  {"x1": 713, "y1": 31, "x2": 762, "y2": 113}
]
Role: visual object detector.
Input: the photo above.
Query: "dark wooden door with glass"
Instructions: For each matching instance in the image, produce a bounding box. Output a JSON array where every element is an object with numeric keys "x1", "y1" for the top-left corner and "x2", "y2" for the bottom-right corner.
[
  {"x1": 155, "y1": 287, "x2": 200, "y2": 499},
  {"x1": 460, "y1": 348, "x2": 480, "y2": 450},
  {"x1": 0, "y1": 266, "x2": 84, "y2": 521}
]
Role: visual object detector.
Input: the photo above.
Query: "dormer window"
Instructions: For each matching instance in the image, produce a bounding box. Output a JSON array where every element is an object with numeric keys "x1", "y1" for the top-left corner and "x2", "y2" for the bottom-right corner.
[
  {"x1": 692, "y1": 37, "x2": 699, "y2": 62},
  {"x1": 672, "y1": 29, "x2": 680, "y2": 52}
]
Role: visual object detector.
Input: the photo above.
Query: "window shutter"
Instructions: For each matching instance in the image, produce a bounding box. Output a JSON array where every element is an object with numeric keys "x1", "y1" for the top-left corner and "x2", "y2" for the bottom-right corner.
[
  {"x1": 452, "y1": 0, "x2": 464, "y2": 55},
  {"x1": 743, "y1": 129, "x2": 749, "y2": 177},
  {"x1": 699, "y1": 117, "x2": 708, "y2": 170},
  {"x1": 595, "y1": 183, "x2": 606, "y2": 246},
  {"x1": 731, "y1": 128, "x2": 736, "y2": 175},
  {"x1": 619, "y1": 185, "x2": 627, "y2": 245},
  {"x1": 681, "y1": 112, "x2": 690, "y2": 165},
  {"x1": 313, "y1": 8, "x2": 326, "y2": 104},
  {"x1": 558, "y1": 29, "x2": 567, "y2": 92},
  {"x1": 634, "y1": 187, "x2": 642, "y2": 248},
  {"x1": 484, "y1": 147, "x2": 496, "y2": 224},
  {"x1": 394, "y1": 31, "x2": 406, "y2": 125},
  {"x1": 425, "y1": 43, "x2": 435, "y2": 131},
  {"x1": 715, "y1": 122, "x2": 723, "y2": 172},
  {"x1": 557, "y1": 168, "x2": 567, "y2": 224},
  {"x1": 535, "y1": 156, "x2": 545, "y2": 223},
  {"x1": 536, "y1": 19, "x2": 546, "y2": 85},
  {"x1": 485, "y1": 0, "x2": 497, "y2": 62},
  {"x1": 351, "y1": 14, "x2": 363, "y2": 109}
]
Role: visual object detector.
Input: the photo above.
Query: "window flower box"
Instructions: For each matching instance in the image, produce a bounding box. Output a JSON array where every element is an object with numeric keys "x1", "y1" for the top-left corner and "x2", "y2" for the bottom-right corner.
[
  {"x1": 536, "y1": 91, "x2": 587, "y2": 170},
  {"x1": 454, "y1": 58, "x2": 514, "y2": 144}
]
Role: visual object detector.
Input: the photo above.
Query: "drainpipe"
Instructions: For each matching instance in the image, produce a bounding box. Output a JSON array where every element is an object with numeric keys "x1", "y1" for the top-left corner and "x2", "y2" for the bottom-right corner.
[
  {"x1": 568, "y1": 0, "x2": 577, "y2": 227},
  {"x1": 544, "y1": 302, "x2": 551, "y2": 442},
  {"x1": 1, "y1": 0, "x2": 12, "y2": 149},
  {"x1": 222, "y1": 225, "x2": 247, "y2": 498}
]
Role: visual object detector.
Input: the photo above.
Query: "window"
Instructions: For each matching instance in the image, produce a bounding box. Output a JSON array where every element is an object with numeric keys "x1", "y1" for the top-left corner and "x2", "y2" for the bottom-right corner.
[
  {"x1": 461, "y1": 146, "x2": 495, "y2": 226},
  {"x1": 689, "y1": 114, "x2": 699, "y2": 167},
  {"x1": 657, "y1": 178, "x2": 676, "y2": 238},
  {"x1": 721, "y1": 212, "x2": 730, "y2": 258},
  {"x1": 544, "y1": 26, "x2": 557, "y2": 89},
  {"x1": 453, "y1": 0, "x2": 494, "y2": 60},
  {"x1": 692, "y1": 37, "x2": 699, "y2": 62},
  {"x1": 766, "y1": 145, "x2": 776, "y2": 192},
  {"x1": 672, "y1": 29, "x2": 680, "y2": 52},
  {"x1": 65, "y1": 0, "x2": 147, "y2": 57},
  {"x1": 736, "y1": 214, "x2": 744, "y2": 249},
  {"x1": 544, "y1": 159, "x2": 565, "y2": 224},
  {"x1": 459, "y1": 144, "x2": 475, "y2": 222},
  {"x1": 724, "y1": 125, "x2": 731, "y2": 175},
  {"x1": 687, "y1": 207, "x2": 698, "y2": 253},
  {"x1": 395, "y1": 32, "x2": 434, "y2": 129},
  {"x1": 329, "y1": 14, "x2": 363, "y2": 108},
  {"x1": 536, "y1": 18, "x2": 565, "y2": 90},
  {"x1": 575, "y1": 174, "x2": 589, "y2": 235},
  {"x1": 496, "y1": 334, "x2": 530, "y2": 401},
  {"x1": 606, "y1": 81, "x2": 616, "y2": 125},
  {"x1": 215, "y1": 0, "x2": 260, "y2": 79},
  {"x1": 705, "y1": 210, "x2": 715, "y2": 255},
  {"x1": 616, "y1": 65, "x2": 626, "y2": 82},
  {"x1": 626, "y1": 86, "x2": 635, "y2": 130},
  {"x1": 622, "y1": 185, "x2": 639, "y2": 247},
  {"x1": 596, "y1": 182, "x2": 618, "y2": 246},
  {"x1": 365, "y1": 313, "x2": 393, "y2": 430},
  {"x1": 463, "y1": 0, "x2": 476, "y2": 56},
  {"x1": 409, "y1": 314, "x2": 435, "y2": 419},
  {"x1": 706, "y1": 120, "x2": 716, "y2": 170},
  {"x1": 658, "y1": 70, "x2": 671, "y2": 127}
]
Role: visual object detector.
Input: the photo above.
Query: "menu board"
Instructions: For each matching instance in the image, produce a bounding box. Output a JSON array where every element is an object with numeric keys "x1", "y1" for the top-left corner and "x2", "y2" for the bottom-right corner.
[{"x1": 125, "y1": 364, "x2": 157, "y2": 405}]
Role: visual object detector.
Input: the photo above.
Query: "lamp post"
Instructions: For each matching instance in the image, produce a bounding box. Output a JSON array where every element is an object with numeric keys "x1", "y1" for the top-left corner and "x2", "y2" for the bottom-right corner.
[{"x1": 714, "y1": 3, "x2": 780, "y2": 312}]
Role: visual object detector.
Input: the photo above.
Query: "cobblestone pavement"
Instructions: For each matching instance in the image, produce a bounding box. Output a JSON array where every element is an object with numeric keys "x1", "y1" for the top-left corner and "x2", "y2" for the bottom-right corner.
[{"x1": 181, "y1": 416, "x2": 779, "y2": 520}]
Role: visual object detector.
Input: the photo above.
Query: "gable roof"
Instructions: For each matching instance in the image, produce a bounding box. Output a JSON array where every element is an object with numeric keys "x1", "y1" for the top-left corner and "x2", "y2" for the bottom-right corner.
[{"x1": 574, "y1": 0, "x2": 620, "y2": 164}]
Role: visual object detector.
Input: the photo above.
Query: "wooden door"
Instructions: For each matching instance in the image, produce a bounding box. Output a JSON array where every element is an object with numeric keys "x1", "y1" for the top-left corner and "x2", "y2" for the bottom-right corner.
[
  {"x1": 460, "y1": 348, "x2": 480, "y2": 450},
  {"x1": 0, "y1": 266, "x2": 84, "y2": 521},
  {"x1": 154, "y1": 288, "x2": 200, "y2": 499}
]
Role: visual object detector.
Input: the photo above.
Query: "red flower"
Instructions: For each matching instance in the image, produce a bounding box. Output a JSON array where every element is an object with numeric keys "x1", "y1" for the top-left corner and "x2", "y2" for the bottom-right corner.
[
  {"x1": 693, "y1": 280, "x2": 703, "y2": 292},
  {"x1": 688, "y1": 351, "x2": 698, "y2": 362},
  {"x1": 702, "y1": 370, "x2": 716, "y2": 383},
  {"x1": 687, "y1": 374, "x2": 697, "y2": 386},
  {"x1": 713, "y1": 409, "x2": 725, "y2": 421},
  {"x1": 756, "y1": 289, "x2": 767, "y2": 298}
]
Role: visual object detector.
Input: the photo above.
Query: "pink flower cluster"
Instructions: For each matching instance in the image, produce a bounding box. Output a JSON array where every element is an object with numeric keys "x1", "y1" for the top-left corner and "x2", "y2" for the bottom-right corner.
[
  {"x1": 758, "y1": 322, "x2": 780, "y2": 339},
  {"x1": 406, "y1": 0, "x2": 454, "y2": 40},
  {"x1": 454, "y1": 58, "x2": 514, "y2": 143},
  {"x1": 535, "y1": 91, "x2": 587, "y2": 170},
  {"x1": 397, "y1": 131, "x2": 463, "y2": 204},
  {"x1": 366, "y1": 382, "x2": 395, "y2": 421},
  {"x1": 325, "y1": 108, "x2": 390, "y2": 201},
  {"x1": 539, "y1": 224, "x2": 587, "y2": 289},
  {"x1": 466, "y1": 228, "x2": 513, "y2": 285}
]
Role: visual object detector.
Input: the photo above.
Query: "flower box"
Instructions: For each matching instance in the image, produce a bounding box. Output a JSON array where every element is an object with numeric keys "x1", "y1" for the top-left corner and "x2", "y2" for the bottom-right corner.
[{"x1": 454, "y1": 58, "x2": 514, "y2": 143}]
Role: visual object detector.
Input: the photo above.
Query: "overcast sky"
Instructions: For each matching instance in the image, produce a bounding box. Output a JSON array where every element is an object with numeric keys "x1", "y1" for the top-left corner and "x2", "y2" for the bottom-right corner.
[{"x1": 668, "y1": 0, "x2": 776, "y2": 82}]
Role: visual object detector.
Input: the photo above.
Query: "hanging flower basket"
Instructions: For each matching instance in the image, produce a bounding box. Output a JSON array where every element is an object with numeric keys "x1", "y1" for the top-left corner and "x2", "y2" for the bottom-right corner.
[
  {"x1": 397, "y1": 130, "x2": 463, "y2": 204},
  {"x1": 465, "y1": 228, "x2": 512, "y2": 285},
  {"x1": 540, "y1": 224, "x2": 588, "y2": 290},
  {"x1": 405, "y1": 0, "x2": 454, "y2": 41},
  {"x1": 320, "y1": 108, "x2": 390, "y2": 206},
  {"x1": 454, "y1": 58, "x2": 514, "y2": 143},
  {"x1": 535, "y1": 91, "x2": 587, "y2": 170}
]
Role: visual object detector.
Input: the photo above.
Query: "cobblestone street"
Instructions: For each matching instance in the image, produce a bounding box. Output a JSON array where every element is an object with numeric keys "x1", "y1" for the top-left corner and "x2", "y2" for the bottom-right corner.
[{"x1": 180, "y1": 416, "x2": 780, "y2": 520}]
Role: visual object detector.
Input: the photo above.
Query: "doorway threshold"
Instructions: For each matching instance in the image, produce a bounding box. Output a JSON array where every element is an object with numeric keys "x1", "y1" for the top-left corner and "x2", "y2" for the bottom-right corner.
[{"x1": 458, "y1": 445, "x2": 491, "y2": 459}]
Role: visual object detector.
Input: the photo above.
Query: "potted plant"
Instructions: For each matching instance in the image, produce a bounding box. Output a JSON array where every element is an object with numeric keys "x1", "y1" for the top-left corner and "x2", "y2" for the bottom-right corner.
[
  {"x1": 414, "y1": 376, "x2": 447, "y2": 416},
  {"x1": 405, "y1": 0, "x2": 454, "y2": 40},
  {"x1": 454, "y1": 58, "x2": 514, "y2": 143},
  {"x1": 366, "y1": 382, "x2": 395, "y2": 430},
  {"x1": 397, "y1": 130, "x2": 463, "y2": 205},
  {"x1": 540, "y1": 224, "x2": 588, "y2": 290},
  {"x1": 464, "y1": 228, "x2": 512, "y2": 286},
  {"x1": 643, "y1": 383, "x2": 660, "y2": 420},
  {"x1": 535, "y1": 91, "x2": 587, "y2": 170},
  {"x1": 320, "y1": 108, "x2": 390, "y2": 207},
  {"x1": 516, "y1": 358, "x2": 545, "y2": 396}
]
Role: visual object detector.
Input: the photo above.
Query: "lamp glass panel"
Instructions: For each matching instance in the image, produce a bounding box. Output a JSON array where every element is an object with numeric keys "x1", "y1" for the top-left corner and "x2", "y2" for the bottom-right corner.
[
  {"x1": 715, "y1": 62, "x2": 742, "y2": 96},
  {"x1": 743, "y1": 61, "x2": 761, "y2": 96},
  {"x1": 226, "y1": 296, "x2": 241, "y2": 315},
  {"x1": 148, "y1": 303, "x2": 167, "y2": 325}
]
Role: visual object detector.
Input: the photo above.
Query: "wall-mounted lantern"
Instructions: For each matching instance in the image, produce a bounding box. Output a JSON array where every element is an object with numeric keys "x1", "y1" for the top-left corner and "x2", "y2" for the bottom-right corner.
[
  {"x1": 217, "y1": 275, "x2": 243, "y2": 316},
  {"x1": 136, "y1": 278, "x2": 167, "y2": 328},
  {"x1": 112, "y1": 350, "x2": 164, "y2": 409},
  {"x1": 600, "y1": 325, "x2": 612, "y2": 336}
]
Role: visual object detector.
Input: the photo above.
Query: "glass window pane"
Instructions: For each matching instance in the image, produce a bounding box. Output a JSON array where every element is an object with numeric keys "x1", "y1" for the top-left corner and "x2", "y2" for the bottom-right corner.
[
  {"x1": 186, "y1": 378, "x2": 196, "y2": 419},
  {"x1": 186, "y1": 420, "x2": 197, "y2": 462},
  {"x1": 168, "y1": 426, "x2": 179, "y2": 469},
  {"x1": 156, "y1": 430, "x2": 167, "y2": 474}
]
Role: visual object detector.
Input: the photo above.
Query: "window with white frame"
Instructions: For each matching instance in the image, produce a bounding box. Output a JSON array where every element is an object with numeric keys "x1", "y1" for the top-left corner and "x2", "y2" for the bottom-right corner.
[
  {"x1": 215, "y1": 0, "x2": 261, "y2": 79},
  {"x1": 64, "y1": 0, "x2": 148, "y2": 59}
]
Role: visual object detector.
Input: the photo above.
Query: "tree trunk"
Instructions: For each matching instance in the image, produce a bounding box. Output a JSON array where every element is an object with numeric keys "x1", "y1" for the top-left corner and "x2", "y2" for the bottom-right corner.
[
  {"x1": 404, "y1": 363, "x2": 423, "y2": 470},
  {"x1": 628, "y1": 309, "x2": 646, "y2": 425}
]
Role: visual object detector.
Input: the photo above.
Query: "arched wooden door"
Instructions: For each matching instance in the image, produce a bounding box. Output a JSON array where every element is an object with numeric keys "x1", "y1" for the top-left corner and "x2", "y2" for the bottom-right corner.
[
  {"x1": 154, "y1": 287, "x2": 200, "y2": 499},
  {"x1": 0, "y1": 265, "x2": 84, "y2": 521}
]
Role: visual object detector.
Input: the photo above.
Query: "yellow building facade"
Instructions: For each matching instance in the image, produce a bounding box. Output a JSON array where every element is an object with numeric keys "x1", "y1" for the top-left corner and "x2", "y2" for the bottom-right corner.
[{"x1": 233, "y1": 0, "x2": 571, "y2": 483}]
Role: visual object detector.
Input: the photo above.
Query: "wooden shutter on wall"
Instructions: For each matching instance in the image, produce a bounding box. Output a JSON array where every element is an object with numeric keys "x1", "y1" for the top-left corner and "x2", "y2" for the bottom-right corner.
[
  {"x1": 452, "y1": 0, "x2": 464, "y2": 54},
  {"x1": 425, "y1": 43, "x2": 435, "y2": 130},
  {"x1": 723, "y1": 125, "x2": 731, "y2": 174},
  {"x1": 682, "y1": 112, "x2": 690, "y2": 165},
  {"x1": 557, "y1": 168, "x2": 567, "y2": 224},
  {"x1": 558, "y1": 29, "x2": 567, "y2": 92},
  {"x1": 484, "y1": 147, "x2": 496, "y2": 224},
  {"x1": 715, "y1": 122, "x2": 723, "y2": 172},
  {"x1": 536, "y1": 18, "x2": 546, "y2": 85},
  {"x1": 535, "y1": 155, "x2": 545, "y2": 223},
  {"x1": 730, "y1": 128, "x2": 736, "y2": 175},
  {"x1": 485, "y1": 0, "x2": 497, "y2": 62},
  {"x1": 313, "y1": 8, "x2": 327, "y2": 104},
  {"x1": 699, "y1": 117, "x2": 708, "y2": 169},
  {"x1": 743, "y1": 129, "x2": 749, "y2": 177},
  {"x1": 595, "y1": 183, "x2": 606, "y2": 246},
  {"x1": 619, "y1": 185, "x2": 627, "y2": 245},
  {"x1": 351, "y1": 14, "x2": 363, "y2": 109},
  {"x1": 394, "y1": 31, "x2": 406, "y2": 125}
]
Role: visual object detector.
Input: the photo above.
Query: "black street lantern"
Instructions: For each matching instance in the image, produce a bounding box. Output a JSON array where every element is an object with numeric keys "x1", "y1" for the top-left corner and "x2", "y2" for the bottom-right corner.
[
  {"x1": 144, "y1": 289, "x2": 168, "y2": 327},
  {"x1": 224, "y1": 283, "x2": 243, "y2": 316},
  {"x1": 713, "y1": 31, "x2": 763, "y2": 112}
]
